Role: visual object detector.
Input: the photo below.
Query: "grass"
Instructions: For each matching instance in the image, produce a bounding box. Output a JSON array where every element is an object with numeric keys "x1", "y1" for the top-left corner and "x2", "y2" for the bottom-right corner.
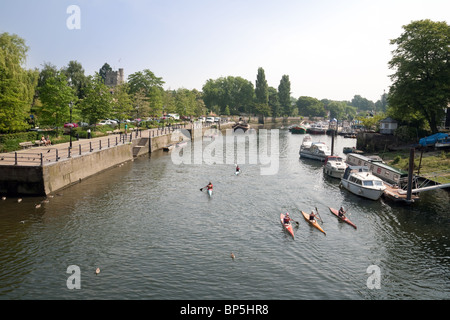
[{"x1": 380, "y1": 150, "x2": 450, "y2": 184}]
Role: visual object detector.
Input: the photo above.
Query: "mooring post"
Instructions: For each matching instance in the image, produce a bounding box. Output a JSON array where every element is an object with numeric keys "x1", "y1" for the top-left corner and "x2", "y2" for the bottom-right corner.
[{"x1": 407, "y1": 148, "x2": 415, "y2": 201}]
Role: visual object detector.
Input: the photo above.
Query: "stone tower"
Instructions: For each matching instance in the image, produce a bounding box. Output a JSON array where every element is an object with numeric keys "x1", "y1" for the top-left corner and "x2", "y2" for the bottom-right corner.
[{"x1": 105, "y1": 68, "x2": 124, "y2": 87}]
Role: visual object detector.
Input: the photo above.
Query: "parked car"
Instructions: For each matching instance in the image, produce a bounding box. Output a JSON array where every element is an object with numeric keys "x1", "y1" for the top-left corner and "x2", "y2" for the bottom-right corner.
[
  {"x1": 98, "y1": 120, "x2": 117, "y2": 126},
  {"x1": 198, "y1": 117, "x2": 205, "y2": 122},
  {"x1": 64, "y1": 123, "x2": 79, "y2": 128},
  {"x1": 206, "y1": 117, "x2": 215, "y2": 123},
  {"x1": 167, "y1": 113, "x2": 180, "y2": 120},
  {"x1": 215, "y1": 117, "x2": 221, "y2": 122}
]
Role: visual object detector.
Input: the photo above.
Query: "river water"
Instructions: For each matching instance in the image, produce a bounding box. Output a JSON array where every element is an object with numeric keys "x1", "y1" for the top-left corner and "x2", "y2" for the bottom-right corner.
[{"x1": 0, "y1": 128, "x2": 448, "y2": 300}]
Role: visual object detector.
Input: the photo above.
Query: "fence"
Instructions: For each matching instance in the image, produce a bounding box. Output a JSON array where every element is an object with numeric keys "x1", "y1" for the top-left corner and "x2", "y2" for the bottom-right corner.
[{"x1": 0, "y1": 121, "x2": 213, "y2": 167}]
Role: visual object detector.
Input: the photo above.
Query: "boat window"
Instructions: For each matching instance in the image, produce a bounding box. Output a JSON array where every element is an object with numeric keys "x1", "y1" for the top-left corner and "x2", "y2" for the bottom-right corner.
[
  {"x1": 363, "y1": 181, "x2": 374, "y2": 186},
  {"x1": 374, "y1": 181, "x2": 384, "y2": 186}
]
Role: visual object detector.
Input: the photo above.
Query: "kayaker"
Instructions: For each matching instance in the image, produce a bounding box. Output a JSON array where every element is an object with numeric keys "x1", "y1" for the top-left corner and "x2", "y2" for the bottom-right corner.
[
  {"x1": 338, "y1": 206, "x2": 346, "y2": 218},
  {"x1": 310, "y1": 210, "x2": 317, "y2": 222},
  {"x1": 283, "y1": 212, "x2": 292, "y2": 224},
  {"x1": 206, "y1": 182, "x2": 213, "y2": 191},
  {"x1": 236, "y1": 165, "x2": 240, "y2": 173}
]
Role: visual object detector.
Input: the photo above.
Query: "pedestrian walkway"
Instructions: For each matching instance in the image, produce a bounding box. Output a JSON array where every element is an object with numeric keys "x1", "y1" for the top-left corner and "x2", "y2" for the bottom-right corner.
[{"x1": 0, "y1": 121, "x2": 220, "y2": 167}]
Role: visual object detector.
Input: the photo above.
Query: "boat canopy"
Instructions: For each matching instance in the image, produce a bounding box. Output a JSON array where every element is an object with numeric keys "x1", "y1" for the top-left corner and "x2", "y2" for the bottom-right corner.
[{"x1": 342, "y1": 166, "x2": 369, "y2": 180}]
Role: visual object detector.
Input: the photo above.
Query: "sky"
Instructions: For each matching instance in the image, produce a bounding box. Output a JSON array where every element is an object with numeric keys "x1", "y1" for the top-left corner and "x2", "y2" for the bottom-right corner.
[{"x1": 1, "y1": 0, "x2": 449, "y2": 102}]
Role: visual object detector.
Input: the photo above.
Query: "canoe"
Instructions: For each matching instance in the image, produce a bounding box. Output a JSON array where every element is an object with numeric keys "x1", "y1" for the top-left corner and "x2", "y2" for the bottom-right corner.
[
  {"x1": 301, "y1": 211, "x2": 326, "y2": 235},
  {"x1": 280, "y1": 213, "x2": 295, "y2": 239},
  {"x1": 207, "y1": 189, "x2": 212, "y2": 197},
  {"x1": 329, "y1": 207, "x2": 357, "y2": 229}
]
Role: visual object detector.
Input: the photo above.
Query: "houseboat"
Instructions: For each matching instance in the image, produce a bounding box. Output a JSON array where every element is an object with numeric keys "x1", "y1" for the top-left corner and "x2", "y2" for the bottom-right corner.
[{"x1": 345, "y1": 153, "x2": 408, "y2": 186}]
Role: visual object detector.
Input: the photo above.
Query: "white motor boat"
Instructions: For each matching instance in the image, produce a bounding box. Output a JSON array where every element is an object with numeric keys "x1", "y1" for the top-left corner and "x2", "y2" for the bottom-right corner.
[
  {"x1": 299, "y1": 137, "x2": 331, "y2": 161},
  {"x1": 323, "y1": 156, "x2": 347, "y2": 178},
  {"x1": 340, "y1": 166, "x2": 386, "y2": 200}
]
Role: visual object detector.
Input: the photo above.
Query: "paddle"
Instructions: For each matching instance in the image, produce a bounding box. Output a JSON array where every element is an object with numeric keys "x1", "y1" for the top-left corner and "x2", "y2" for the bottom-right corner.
[{"x1": 315, "y1": 207, "x2": 324, "y2": 224}]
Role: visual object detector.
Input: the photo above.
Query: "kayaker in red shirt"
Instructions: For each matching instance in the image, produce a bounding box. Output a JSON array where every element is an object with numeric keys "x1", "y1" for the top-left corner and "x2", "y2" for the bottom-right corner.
[
  {"x1": 283, "y1": 212, "x2": 292, "y2": 224},
  {"x1": 206, "y1": 182, "x2": 213, "y2": 191}
]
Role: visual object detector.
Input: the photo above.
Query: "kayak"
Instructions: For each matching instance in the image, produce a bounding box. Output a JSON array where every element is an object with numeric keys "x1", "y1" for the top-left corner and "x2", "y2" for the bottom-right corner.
[
  {"x1": 235, "y1": 170, "x2": 241, "y2": 175},
  {"x1": 207, "y1": 189, "x2": 212, "y2": 197},
  {"x1": 301, "y1": 211, "x2": 326, "y2": 235},
  {"x1": 329, "y1": 207, "x2": 357, "y2": 229},
  {"x1": 280, "y1": 213, "x2": 295, "y2": 239}
]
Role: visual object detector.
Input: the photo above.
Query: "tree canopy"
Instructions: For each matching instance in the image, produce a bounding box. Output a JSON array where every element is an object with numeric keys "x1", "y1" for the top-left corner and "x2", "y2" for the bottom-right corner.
[
  {"x1": 388, "y1": 19, "x2": 450, "y2": 133},
  {"x1": 0, "y1": 33, "x2": 38, "y2": 132}
]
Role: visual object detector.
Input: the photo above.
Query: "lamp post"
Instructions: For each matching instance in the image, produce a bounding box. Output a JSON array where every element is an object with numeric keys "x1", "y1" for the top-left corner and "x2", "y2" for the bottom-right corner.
[{"x1": 69, "y1": 101, "x2": 73, "y2": 148}]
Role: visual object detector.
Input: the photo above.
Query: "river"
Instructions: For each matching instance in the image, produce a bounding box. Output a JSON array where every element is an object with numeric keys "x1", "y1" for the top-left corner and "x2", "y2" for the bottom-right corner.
[{"x1": 0, "y1": 128, "x2": 448, "y2": 300}]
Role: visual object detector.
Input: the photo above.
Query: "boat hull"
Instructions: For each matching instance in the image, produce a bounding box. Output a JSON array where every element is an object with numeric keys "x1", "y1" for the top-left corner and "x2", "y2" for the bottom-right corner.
[
  {"x1": 340, "y1": 180, "x2": 384, "y2": 200},
  {"x1": 280, "y1": 214, "x2": 294, "y2": 239},
  {"x1": 328, "y1": 207, "x2": 357, "y2": 229},
  {"x1": 207, "y1": 189, "x2": 212, "y2": 197},
  {"x1": 301, "y1": 211, "x2": 326, "y2": 235}
]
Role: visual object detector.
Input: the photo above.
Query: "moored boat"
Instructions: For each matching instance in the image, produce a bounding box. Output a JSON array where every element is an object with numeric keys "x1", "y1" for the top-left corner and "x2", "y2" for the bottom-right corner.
[
  {"x1": 435, "y1": 136, "x2": 450, "y2": 149},
  {"x1": 290, "y1": 125, "x2": 307, "y2": 134},
  {"x1": 307, "y1": 122, "x2": 327, "y2": 134},
  {"x1": 323, "y1": 155, "x2": 347, "y2": 178},
  {"x1": 301, "y1": 211, "x2": 326, "y2": 235},
  {"x1": 340, "y1": 166, "x2": 386, "y2": 200},
  {"x1": 328, "y1": 207, "x2": 357, "y2": 229},
  {"x1": 299, "y1": 141, "x2": 331, "y2": 161},
  {"x1": 280, "y1": 213, "x2": 295, "y2": 238},
  {"x1": 232, "y1": 121, "x2": 250, "y2": 132}
]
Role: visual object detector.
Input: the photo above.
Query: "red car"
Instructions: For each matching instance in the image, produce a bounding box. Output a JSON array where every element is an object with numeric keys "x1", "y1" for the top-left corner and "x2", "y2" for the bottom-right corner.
[{"x1": 64, "y1": 123, "x2": 79, "y2": 128}]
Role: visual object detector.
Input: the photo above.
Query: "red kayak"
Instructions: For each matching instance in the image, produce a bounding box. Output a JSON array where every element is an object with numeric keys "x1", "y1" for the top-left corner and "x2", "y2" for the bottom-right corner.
[
  {"x1": 280, "y1": 213, "x2": 295, "y2": 239},
  {"x1": 329, "y1": 207, "x2": 357, "y2": 229}
]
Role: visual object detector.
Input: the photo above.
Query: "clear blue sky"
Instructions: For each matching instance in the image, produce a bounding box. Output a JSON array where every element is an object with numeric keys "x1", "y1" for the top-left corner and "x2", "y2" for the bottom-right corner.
[{"x1": 1, "y1": 0, "x2": 449, "y2": 102}]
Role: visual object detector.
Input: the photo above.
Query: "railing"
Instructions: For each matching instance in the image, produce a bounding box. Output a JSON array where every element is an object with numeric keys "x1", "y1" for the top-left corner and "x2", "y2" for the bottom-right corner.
[{"x1": 0, "y1": 121, "x2": 220, "y2": 167}]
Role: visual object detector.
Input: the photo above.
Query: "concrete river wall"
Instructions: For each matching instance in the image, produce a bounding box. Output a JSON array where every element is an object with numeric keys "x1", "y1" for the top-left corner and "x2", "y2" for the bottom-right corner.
[{"x1": 0, "y1": 122, "x2": 235, "y2": 196}]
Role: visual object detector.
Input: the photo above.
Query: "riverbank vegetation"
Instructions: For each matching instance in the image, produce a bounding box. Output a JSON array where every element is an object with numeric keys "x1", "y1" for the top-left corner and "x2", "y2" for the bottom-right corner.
[{"x1": 380, "y1": 150, "x2": 450, "y2": 184}]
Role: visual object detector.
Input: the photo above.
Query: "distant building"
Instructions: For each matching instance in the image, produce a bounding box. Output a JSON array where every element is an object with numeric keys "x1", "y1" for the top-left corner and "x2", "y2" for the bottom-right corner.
[
  {"x1": 105, "y1": 68, "x2": 124, "y2": 87},
  {"x1": 379, "y1": 117, "x2": 398, "y2": 135}
]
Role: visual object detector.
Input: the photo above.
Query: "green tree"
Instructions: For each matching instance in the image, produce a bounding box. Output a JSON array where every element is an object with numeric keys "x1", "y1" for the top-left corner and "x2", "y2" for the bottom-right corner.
[
  {"x1": 99, "y1": 63, "x2": 112, "y2": 83},
  {"x1": 112, "y1": 83, "x2": 133, "y2": 123},
  {"x1": 268, "y1": 87, "x2": 280, "y2": 117},
  {"x1": 255, "y1": 67, "x2": 268, "y2": 108},
  {"x1": 388, "y1": 19, "x2": 450, "y2": 133},
  {"x1": 202, "y1": 76, "x2": 254, "y2": 114},
  {"x1": 128, "y1": 69, "x2": 165, "y2": 117},
  {"x1": 80, "y1": 73, "x2": 112, "y2": 125},
  {"x1": 350, "y1": 95, "x2": 375, "y2": 112},
  {"x1": 296, "y1": 96, "x2": 326, "y2": 118},
  {"x1": 0, "y1": 32, "x2": 38, "y2": 132},
  {"x1": 278, "y1": 75, "x2": 291, "y2": 116},
  {"x1": 62, "y1": 60, "x2": 88, "y2": 99},
  {"x1": 38, "y1": 71, "x2": 77, "y2": 128}
]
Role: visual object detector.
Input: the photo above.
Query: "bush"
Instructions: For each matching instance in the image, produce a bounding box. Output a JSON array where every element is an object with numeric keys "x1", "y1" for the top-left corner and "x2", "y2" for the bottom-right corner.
[{"x1": 392, "y1": 155, "x2": 402, "y2": 164}]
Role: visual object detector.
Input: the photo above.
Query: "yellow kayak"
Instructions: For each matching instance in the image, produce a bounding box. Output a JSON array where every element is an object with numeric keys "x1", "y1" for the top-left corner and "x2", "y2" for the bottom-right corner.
[{"x1": 301, "y1": 211, "x2": 326, "y2": 235}]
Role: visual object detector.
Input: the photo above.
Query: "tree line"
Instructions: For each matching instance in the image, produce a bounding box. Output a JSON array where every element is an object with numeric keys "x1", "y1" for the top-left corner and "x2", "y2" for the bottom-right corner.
[{"x1": 1, "y1": 19, "x2": 448, "y2": 134}]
